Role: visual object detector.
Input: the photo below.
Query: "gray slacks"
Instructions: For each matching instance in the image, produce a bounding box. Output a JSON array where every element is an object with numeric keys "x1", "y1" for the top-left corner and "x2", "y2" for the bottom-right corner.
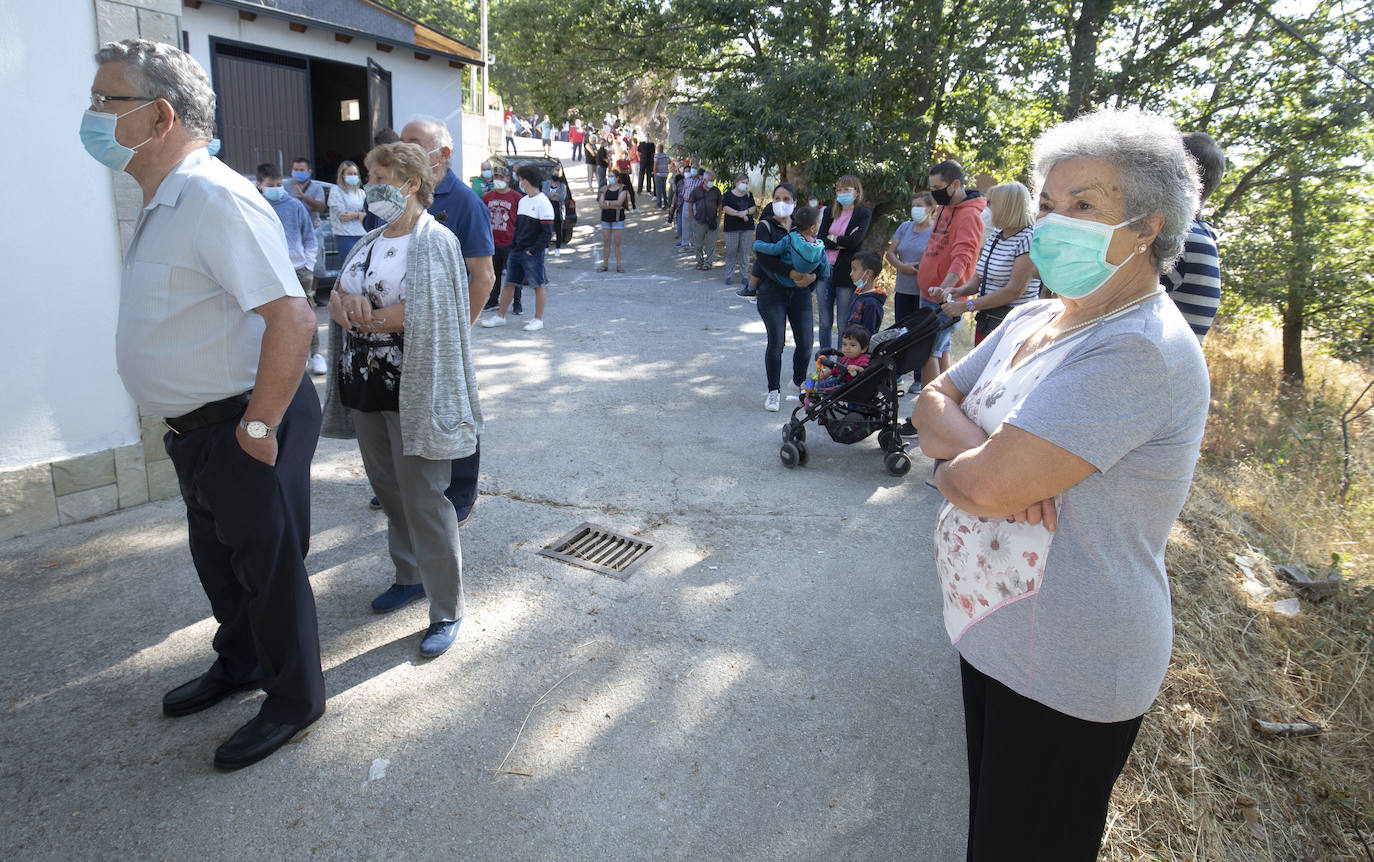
[
  {"x1": 352, "y1": 409, "x2": 465, "y2": 623},
  {"x1": 691, "y1": 220, "x2": 720, "y2": 265},
  {"x1": 723, "y1": 230, "x2": 751, "y2": 280}
]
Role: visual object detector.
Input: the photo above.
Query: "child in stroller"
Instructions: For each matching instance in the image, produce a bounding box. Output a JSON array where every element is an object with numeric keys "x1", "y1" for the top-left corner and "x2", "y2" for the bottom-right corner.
[
  {"x1": 780, "y1": 309, "x2": 945, "y2": 476},
  {"x1": 801, "y1": 325, "x2": 871, "y2": 407}
]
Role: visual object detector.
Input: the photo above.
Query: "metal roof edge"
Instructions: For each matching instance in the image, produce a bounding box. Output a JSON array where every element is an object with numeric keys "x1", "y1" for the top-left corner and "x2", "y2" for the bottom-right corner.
[{"x1": 193, "y1": 0, "x2": 484, "y2": 67}]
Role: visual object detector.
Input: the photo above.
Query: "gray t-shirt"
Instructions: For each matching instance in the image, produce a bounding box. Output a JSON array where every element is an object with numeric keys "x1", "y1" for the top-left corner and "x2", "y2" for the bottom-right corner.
[
  {"x1": 945, "y1": 295, "x2": 1209, "y2": 722},
  {"x1": 891, "y1": 220, "x2": 933, "y2": 295}
]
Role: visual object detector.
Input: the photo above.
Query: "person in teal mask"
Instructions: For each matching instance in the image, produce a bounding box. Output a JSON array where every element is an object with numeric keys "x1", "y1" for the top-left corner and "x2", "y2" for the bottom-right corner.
[
  {"x1": 82, "y1": 38, "x2": 326, "y2": 772},
  {"x1": 912, "y1": 107, "x2": 1209, "y2": 861}
]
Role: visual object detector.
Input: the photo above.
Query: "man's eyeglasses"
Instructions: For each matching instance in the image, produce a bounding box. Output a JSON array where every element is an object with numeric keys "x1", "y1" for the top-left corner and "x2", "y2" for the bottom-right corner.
[{"x1": 90, "y1": 93, "x2": 151, "y2": 112}]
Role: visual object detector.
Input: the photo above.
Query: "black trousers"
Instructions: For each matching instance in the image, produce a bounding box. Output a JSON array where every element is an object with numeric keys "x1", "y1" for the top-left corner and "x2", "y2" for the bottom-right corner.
[
  {"x1": 486, "y1": 245, "x2": 510, "y2": 310},
  {"x1": 960, "y1": 658, "x2": 1143, "y2": 861},
  {"x1": 550, "y1": 201, "x2": 564, "y2": 249},
  {"x1": 164, "y1": 376, "x2": 325, "y2": 725},
  {"x1": 445, "y1": 437, "x2": 480, "y2": 521}
]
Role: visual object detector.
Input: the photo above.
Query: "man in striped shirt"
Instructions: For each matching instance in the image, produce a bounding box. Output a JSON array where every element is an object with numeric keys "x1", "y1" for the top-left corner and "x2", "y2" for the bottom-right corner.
[{"x1": 1162, "y1": 132, "x2": 1225, "y2": 341}]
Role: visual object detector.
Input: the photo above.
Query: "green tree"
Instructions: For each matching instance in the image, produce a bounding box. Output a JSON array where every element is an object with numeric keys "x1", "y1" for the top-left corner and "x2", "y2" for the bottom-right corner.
[{"x1": 1175, "y1": 0, "x2": 1374, "y2": 391}]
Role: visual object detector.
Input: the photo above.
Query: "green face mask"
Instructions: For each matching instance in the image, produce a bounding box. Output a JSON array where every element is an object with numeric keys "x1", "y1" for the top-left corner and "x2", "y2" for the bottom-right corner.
[{"x1": 1028, "y1": 214, "x2": 1138, "y2": 299}]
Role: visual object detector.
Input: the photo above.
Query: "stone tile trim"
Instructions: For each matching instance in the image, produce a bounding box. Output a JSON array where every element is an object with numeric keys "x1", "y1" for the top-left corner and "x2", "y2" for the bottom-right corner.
[{"x1": 1, "y1": 417, "x2": 179, "y2": 542}]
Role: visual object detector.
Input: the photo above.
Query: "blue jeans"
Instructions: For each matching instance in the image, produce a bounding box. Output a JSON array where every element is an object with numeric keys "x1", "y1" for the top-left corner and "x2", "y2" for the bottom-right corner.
[
  {"x1": 815, "y1": 277, "x2": 855, "y2": 351},
  {"x1": 757, "y1": 280, "x2": 814, "y2": 393},
  {"x1": 335, "y1": 234, "x2": 360, "y2": 264},
  {"x1": 507, "y1": 247, "x2": 547, "y2": 286}
]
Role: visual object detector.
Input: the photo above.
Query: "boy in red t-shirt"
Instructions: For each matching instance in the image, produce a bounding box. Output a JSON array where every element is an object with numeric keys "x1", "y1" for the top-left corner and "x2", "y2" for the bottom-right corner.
[{"x1": 482, "y1": 165, "x2": 526, "y2": 313}]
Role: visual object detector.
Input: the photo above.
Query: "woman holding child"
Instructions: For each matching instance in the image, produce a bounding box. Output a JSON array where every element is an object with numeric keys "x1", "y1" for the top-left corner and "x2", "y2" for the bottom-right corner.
[
  {"x1": 913, "y1": 108, "x2": 1209, "y2": 860},
  {"x1": 753, "y1": 184, "x2": 830, "y2": 412}
]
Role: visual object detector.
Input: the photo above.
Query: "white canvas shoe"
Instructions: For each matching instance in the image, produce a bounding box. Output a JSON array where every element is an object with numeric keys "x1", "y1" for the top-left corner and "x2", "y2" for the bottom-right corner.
[
  {"x1": 479, "y1": 314, "x2": 507, "y2": 328},
  {"x1": 765, "y1": 390, "x2": 781, "y2": 412},
  {"x1": 522, "y1": 318, "x2": 544, "y2": 332}
]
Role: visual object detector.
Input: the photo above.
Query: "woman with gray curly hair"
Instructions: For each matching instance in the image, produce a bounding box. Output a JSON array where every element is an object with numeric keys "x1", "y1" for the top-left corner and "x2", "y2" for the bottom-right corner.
[
  {"x1": 913, "y1": 108, "x2": 1209, "y2": 860},
  {"x1": 321, "y1": 142, "x2": 482, "y2": 660}
]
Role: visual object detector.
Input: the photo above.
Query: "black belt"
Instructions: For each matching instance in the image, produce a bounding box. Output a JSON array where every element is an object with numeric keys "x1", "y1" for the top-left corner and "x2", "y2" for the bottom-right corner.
[{"x1": 164, "y1": 392, "x2": 252, "y2": 435}]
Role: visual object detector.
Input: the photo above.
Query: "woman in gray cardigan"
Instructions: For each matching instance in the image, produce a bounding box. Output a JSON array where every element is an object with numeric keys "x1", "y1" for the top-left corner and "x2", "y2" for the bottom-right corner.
[{"x1": 322, "y1": 142, "x2": 483, "y2": 659}]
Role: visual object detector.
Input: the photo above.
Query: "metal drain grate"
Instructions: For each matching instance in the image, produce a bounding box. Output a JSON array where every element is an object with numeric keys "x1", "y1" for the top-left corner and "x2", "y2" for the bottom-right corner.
[{"x1": 538, "y1": 522, "x2": 660, "y2": 581}]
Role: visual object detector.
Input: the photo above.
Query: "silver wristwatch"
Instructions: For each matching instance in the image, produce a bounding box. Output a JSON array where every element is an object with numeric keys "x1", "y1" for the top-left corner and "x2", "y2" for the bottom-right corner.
[{"x1": 239, "y1": 418, "x2": 277, "y2": 439}]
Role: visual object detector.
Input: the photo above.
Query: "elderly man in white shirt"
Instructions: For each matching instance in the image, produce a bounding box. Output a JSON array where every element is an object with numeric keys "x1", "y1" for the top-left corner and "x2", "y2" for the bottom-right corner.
[{"x1": 83, "y1": 39, "x2": 325, "y2": 771}]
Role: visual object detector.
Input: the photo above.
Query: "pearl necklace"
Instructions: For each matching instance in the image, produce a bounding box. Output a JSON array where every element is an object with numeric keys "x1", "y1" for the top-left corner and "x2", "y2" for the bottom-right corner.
[{"x1": 1052, "y1": 288, "x2": 1164, "y2": 338}]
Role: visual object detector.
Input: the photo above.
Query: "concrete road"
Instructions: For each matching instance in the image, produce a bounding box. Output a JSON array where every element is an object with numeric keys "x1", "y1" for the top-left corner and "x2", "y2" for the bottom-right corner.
[{"x1": 0, "y1": 188, "x2": 966, "y2": 860}]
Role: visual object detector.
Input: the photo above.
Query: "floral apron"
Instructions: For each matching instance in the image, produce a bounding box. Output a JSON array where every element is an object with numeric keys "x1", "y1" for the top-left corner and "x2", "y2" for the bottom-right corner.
[{"x1": 935, "y1": 305, "x2": 1096, "y2": 644}]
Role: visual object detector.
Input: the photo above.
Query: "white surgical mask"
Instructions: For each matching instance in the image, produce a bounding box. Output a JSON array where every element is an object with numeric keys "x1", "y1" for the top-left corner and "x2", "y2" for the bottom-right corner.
[
  {"x1": 736, "y1": 182, "x2": 747, "y2": 193},
  {"x1": 493, "y1": 179, "x2": 508, "y2": 189},
  {"x1": 772, "y1": 200, "x2": 795, "y2": 219},
  {"x1": 808, "y1": 199, "x2": 819, "y2": 209}
]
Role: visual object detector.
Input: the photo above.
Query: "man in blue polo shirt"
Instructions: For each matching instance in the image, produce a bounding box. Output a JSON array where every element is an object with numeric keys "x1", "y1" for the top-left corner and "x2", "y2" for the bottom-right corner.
[{"x1": 401, "y1": 115, "x2": 495, "y2": 525}]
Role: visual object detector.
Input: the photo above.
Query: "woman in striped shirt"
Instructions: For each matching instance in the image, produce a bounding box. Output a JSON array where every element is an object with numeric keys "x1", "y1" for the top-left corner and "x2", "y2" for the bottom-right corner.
[{"x1": 940, "y1": 182, "x2": 1042, "y2": 345}]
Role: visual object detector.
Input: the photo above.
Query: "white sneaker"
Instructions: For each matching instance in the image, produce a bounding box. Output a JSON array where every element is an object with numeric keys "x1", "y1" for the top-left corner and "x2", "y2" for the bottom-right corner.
[
  {"x1": 554, "y1": 248, "x2": 562, "y2": 257},
  {"x1": 308, "y1": 353, "x2": 327, "y2": 376},
  {"x1": 480, "y1": 314, "x2": 507, "y2": 328},
  {"x1": 522, "y1": 318, "x2": 544, "y2": 332},
  {"x1": 765, "y1": 390, "x2": 781, "y2": 412}
]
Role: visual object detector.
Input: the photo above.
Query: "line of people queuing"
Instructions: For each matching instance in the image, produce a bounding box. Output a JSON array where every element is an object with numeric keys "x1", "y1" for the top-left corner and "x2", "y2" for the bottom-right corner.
[
  {"x1": 649, "y1": 143, "x2": 1222, "y2": 425},
  {"x1": 87, "y1": 42, "x2": 1227, "y2": 862}
]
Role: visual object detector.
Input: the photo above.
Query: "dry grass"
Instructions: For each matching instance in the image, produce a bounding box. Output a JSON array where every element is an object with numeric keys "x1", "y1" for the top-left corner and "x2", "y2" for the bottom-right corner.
[{"x1": 1101, "y1": 321, "x2": 1374, "y2": 861}]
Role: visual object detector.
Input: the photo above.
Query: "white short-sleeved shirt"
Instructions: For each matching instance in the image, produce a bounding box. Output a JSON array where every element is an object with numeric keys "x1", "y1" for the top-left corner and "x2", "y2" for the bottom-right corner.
[{"x1": 116, "y1": 148, "x2": 304, "y2": 417}]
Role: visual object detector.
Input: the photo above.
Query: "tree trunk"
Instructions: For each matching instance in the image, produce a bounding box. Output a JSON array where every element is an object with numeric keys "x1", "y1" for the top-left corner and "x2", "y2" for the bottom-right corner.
[
  {"x1": 1281, "y1": 164, "x2": 1308, "y2": 400},
  {"x1": 1064, "y1": 0, "x2": 1114, "y2": 119}
]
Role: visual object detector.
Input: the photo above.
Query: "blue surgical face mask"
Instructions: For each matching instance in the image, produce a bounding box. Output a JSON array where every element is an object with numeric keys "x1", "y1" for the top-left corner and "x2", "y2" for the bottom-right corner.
[
  {"x1": 344, "y1": 174, "x2": 360, "y2": 186},
  {"x1": 291, "y1": 169, "x2": 310, "y2": 183},
  {"x1": 482, "y1": 169, "x2": 493, "y2": 179},
  {"x1": 262, "y1": 186, "x2": 287, "y2": 202},
  {"x1": 79, "y1": 101, "x2": 155, "y2": 172},
  {"x1": 206, "y1": 138, "x2": 222, "y2": 157},
  {"x1": 1029, "y1": 213, "x2": 1138, "y2": 299},
  {"x1": 836, "y1": 191, "x2": 855, "y2": 207}
]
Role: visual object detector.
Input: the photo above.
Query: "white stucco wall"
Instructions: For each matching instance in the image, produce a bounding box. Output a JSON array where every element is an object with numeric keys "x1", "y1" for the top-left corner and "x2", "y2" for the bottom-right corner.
[
  {"x1": 0, "y1": 0, "x2": 140, "y2": 472},
  {"x1": 182, "y1": 4, "x2": 468, "y2": 168}
]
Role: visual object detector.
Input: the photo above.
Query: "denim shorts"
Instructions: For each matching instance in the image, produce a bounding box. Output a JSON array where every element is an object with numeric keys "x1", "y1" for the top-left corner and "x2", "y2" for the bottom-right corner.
[
  {"x1": 600, "y1": 221, "x2": 626, "y2": 230},
  {"x1": 507, "y1": 248, "x2": 547, "y2": 286},
  {"x1": 921, "y1": 296, "x2": 960, "y2": 356}
]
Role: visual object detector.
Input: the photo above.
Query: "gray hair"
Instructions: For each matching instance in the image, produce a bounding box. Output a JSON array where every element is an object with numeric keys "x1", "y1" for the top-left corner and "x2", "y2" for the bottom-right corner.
[
  {"x1": 95, "y1": 39, "x2": 216, "y2": 141},
  {"x1": 406, "y1": 114, "x2": 454, "y2": 167},
  {"x1": 1032, "y1": 108, "x2": 1200, "y2": 272}
]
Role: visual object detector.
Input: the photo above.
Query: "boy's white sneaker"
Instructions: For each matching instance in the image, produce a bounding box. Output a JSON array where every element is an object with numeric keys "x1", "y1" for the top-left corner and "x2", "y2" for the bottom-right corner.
[
  {"x1": 522, "y1": 318, "x2": 544, "y2": 332},
  {"x1": 765, "y1": 390, "x2": 781, "y2": 412},
  {"x1": 308, "y1": 353, "x2": 327, "y2": 376},
  {"x1": 480, "y1": 314, "x2": 506, "y2": 328}
]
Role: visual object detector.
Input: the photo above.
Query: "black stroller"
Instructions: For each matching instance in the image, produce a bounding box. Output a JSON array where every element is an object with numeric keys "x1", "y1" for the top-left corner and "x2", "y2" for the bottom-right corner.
[{"x1": 779, "y1": 308, "x2": 947, "y2": 476}]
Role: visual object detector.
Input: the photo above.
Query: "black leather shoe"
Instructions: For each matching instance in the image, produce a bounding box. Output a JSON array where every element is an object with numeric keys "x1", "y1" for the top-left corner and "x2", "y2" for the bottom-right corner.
[
  {"x1": 162, "y1": 673, "x2": 262, "y2": 718},
  {"x1": 213, "y1": 712, "x2": 320, "y2": 772}
]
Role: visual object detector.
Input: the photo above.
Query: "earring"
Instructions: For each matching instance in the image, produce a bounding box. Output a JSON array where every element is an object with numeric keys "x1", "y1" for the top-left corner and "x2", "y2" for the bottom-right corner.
[{"x1": 1137, "y1": 244, "x2": 1148, "y2": 254}]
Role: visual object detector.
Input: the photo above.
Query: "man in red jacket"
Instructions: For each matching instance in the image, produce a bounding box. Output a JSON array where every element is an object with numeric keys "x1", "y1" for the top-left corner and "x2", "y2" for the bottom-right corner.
[{"x1": 917, "y1": 160, "x2": 987, "y2": 382}]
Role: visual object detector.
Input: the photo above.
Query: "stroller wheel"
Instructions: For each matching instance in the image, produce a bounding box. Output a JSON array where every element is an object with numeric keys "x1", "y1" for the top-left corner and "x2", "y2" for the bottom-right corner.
[
  {"x1": 795, "y1": 440, "x2": 809, "y2": 466},
  {"x1": 792, "y1": 421, "x2": 805, "y2": 443},
  {"x1": 884, "y1": 450, "x2": 912, "y2": 476},
  {"x1": 780, "y1": 441, "x2": 801, "y2": 469},
  {"x1": 878, "y1": 428, "x2": 896, "y2": 451}
]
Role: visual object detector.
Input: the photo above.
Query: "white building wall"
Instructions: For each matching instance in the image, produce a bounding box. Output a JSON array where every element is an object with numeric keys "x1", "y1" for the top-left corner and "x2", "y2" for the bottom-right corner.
[
  {"x1": 0, "y1": 0, "x2": 140, "y2": 472},
  {"x1": 182, "y1": 4, "x2": 468, "y2": 168}
]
